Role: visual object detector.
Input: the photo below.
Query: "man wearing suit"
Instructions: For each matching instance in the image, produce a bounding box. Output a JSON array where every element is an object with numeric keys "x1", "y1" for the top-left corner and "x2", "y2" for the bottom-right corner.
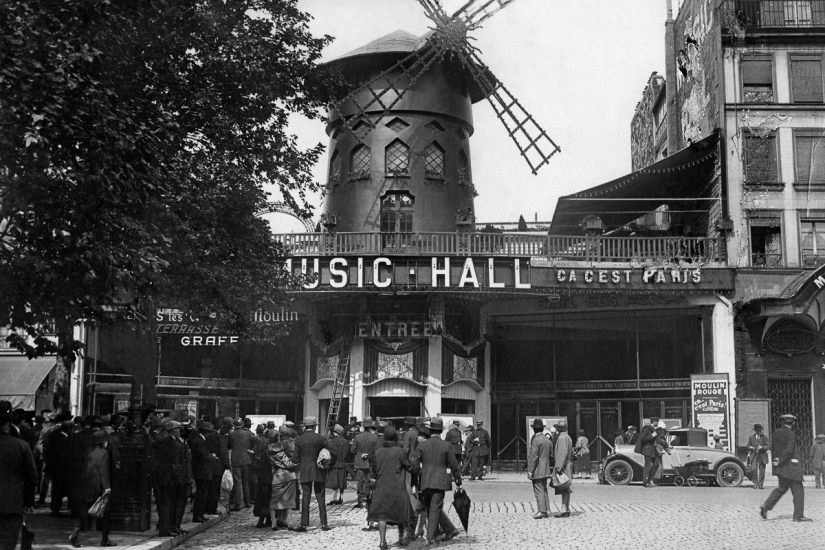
[
  {"x1": 351, "y1": 417, "x2": 379, "y2": 508},
  {"x1": 445, "y1": 420, "x2": 463, "y2": 466},
  {"x1": 635, "y1": 418, "x2": 659, "y2": 487},
  {"x1": 760, "y1": 414, "x2": 811, "y2": 522},
  {"x1": 227, "y1": 418, "x2": 253, "y2": 511},
  {"x1": 190, "y1": 422, "x2": 215, "y2": 522},
  {"x1": 624, "y1": 426, "x2": 639, "y2": 446},
  {"x1": 747, "y1": 423, "x2": 770, "y2": 490},
  {"x1": 470, "y1": 421, "x2": 491, "y2": 481},
  {"x1": 153, "y1": 421, "x2": 193, "y2": 536},
  {"x1": 527, "y1": 418, "x2": 553, "y2": 519},
  {"x1": 205, "y1": 423, "x2": 229, "y2": 515},
  {"x1": 293, "y1": 416, "x2": 337, "y2": 532},
  {"x1": 0, "y1": 403, "x2": 37, "y2": 550},
  {"x1": 411, "y1": 418, "x2": 461, "y2": 544}
]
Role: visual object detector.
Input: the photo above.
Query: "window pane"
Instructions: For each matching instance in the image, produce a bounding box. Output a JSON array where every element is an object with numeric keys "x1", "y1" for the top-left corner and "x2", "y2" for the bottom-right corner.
[
  {"x1": 745, "y1": 134, "x2": 779, "y2": 183},
  {"x1": 795, "y1": 131, "x2": 825, "y2": 183},
  {"x1": 425, "y1": 143, "x2": 444, "y2": 178},
  {"x1": 350, "y1": 145, "x2": 370, "y2": 177},
  {"x1": 329, "y1": 150, "x2": 341, "y2": 185},
  {"x1": 742, "y1": 57, "x2": 774, "y2": 103},
  {"x1": 791, "y1": 57, "x2": 824, "y2": 102},
  {"x1": 386, "y1": 140, "x2": 409, "y2": 175}
]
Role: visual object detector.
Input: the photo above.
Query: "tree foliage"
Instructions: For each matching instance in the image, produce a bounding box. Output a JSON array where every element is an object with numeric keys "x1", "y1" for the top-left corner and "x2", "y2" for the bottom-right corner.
[{"x1": 0, "y1": 0, "x2": 341, "y2": 360}]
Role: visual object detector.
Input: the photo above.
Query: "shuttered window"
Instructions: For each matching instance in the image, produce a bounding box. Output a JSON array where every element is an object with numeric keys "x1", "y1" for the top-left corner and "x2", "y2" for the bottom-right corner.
[
  {"x1": 744, "y1": 131, "x2": 780, "y2": 184},
  {"x1": 791, "y1": 55, "x2": 824, "y2": 103},
  {"x1": 741, "y1": 56, "x2": 774, "y2": 103},
  {"x1": 794, "y1": 129, "x2": 825, "y2": 184}
]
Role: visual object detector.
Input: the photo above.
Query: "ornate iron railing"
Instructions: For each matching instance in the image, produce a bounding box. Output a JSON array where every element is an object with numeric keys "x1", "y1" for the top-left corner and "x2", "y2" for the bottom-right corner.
[
  {"x1": 723, "y1": 1, "x2": 825, "y2": 28},
  {"x1": 274, "y1": 232, "x2": 724, "y2": 263}
]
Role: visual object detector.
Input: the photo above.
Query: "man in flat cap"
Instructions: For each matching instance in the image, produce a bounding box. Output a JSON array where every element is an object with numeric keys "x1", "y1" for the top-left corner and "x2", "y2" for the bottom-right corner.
[
  {"x1": 747, "y1": 423, "x2": 770, "y2": 489},
  {"x1": 470, "y1": 421, "x2": 491, "y2": 481},
  {"x1": 760, "y1": 414, "x2": 811, "y2": 522}
]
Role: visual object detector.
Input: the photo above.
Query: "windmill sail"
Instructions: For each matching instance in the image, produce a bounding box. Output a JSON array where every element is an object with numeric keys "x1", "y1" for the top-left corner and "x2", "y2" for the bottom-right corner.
[{"x1": 454, "y1": 0, "x2": 517, "y2": 28}]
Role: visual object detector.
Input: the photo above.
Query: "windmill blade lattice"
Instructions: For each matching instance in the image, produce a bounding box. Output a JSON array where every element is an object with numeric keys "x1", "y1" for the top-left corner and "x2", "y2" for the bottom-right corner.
[
  {"x1": 332, "y1": 43, "x2": 443, "y2": 141},
  {"x1": 459, "y1": 48, "x2": 560, "y2": 175},
  {"x1": 453, "y1": 0, "x2": 517, "y2": 29}
]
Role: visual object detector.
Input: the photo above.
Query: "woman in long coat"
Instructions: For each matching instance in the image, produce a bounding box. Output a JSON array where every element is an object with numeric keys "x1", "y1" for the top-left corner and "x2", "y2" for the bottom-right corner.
[
  {"x1": 327, "y1": 424, "x2": 349, "y2": 505},
  {"x1": 254, "y1": 433, "x2": 276, "y2": 528},
  {"x1": 367, "y1": 426, "x2": 419, "y2": 549},
  {"x1": 553, "y1": 421, "x2": 573, "y2": 518},
  {"x1": 70, "y1": 430, "x2": 114, "y2": 547},
  {"x1": 269, "y1": 425, "x2": 299, "y2": 530}
]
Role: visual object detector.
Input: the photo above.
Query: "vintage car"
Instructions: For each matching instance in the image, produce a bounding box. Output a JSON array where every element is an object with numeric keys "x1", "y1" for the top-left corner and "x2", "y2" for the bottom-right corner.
[{"x1": 602, "y1": 427, "x2": 746, "y2": 488}]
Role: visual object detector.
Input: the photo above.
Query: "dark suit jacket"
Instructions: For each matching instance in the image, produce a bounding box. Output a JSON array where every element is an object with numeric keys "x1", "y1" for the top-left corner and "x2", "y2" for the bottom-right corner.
[
  {"x1": 635, "y1": 424, "x2": 657, "y2": 457},
  {"x1": 206, "y1": 431, "x2": 229, "y2": 476},
  {"x1": 475, "y1": 428, "x2": 491, "y2": 457},
  {"x1": 77, "y1": 447, "x2": 110, "y2": 503},
  {"x1": 154, "y1": 436, "x2": 192, "y2": 486},
  {"x1": 747, "y1": 433, "x2": 770, "y2": 465},
  {"x1": 402, "y1": 427, "x2": 419, "y2": 457},
  {"x1": 228, "y1": 428, "x2": 253, "y2": 467},
  {"x1": 772, "y1": 425, "x2": 803, "y2": 481},
  {"x1": 528, "y1": 432, "x2": 553, "y2": 479},
  {"x1": 294, "y1": 430, "x2": 337, "y2": 483},
  {"x1": 0, "y1": 430, "x2": 38, "y2": 514},
  {"x1": 351, "y1": 430, "x2": 379, "y2": 469},
  {"x1": 190, "y1": 432, "x2": 214, "y2": 481},
  {"x1": 445, "y1": 427, "x2": 463, "y2": 455},
  {"x1": 412, "y1": 435, "x2": 460, "y2": 492}
]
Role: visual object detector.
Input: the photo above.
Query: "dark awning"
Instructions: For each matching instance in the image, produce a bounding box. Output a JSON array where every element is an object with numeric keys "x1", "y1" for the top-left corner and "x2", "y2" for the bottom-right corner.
[
  {"x1": 550, "y1": 130, "x2": 721, "y2": 235},
  {"x1": 0, "y1": 356, "x2": 56, "y2": 398}
]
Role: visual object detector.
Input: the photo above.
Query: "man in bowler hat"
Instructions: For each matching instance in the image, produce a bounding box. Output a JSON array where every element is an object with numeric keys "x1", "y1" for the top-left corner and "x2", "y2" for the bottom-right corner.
[
  {"x1": 293, "y1": 416, "x2": 337, "y2": 532},
  {"x1": 527, "y1": 418, "x2": 553, "y2": 519},
  {"x1": 747, "y1": 423, "x2": 770, "y2": 489},
  {"x1": 760, "y1": 414, "x2": 811, "y2": 521}
]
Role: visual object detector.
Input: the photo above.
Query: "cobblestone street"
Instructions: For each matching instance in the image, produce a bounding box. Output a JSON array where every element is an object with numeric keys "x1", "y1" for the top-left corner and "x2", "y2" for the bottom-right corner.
[{"x1": 178, "y1": 475, "x2": 825, "y2": 550}]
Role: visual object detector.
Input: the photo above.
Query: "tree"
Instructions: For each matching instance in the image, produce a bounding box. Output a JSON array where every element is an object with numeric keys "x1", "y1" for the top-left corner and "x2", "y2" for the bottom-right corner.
[{"x1": 0, "y1": 0, "x2": 341, "y2": 405}]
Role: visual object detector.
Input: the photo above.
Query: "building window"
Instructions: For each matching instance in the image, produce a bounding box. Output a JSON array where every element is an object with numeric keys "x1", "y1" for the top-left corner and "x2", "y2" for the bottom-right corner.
[
  {"x1": 352, "y1": 119, "x2": 373, "y2": 139},
  {"x1": 424, "y1": 142, "x2": 445, "y2": 180},
  {"x1": 794, "y1": 129, "x2": 825, "y2": 184},
  {"x1": 741, "y1": 56, "x2": 774, "y2": 103},
  {"x1": 350, "y1": 144, "x2": 371, "y2": 180},
  {"x1": 790, "y1": 55, "x2": 824, "y2": 103},
  {"x1": 749, "y1": 214, "x2": 783, "y2": 267},
  {"x1": 385, "y1": 139, "x2": 410, "y2": 176},
  {"x1": 328, "y1": 150, "x2": 341, "y2": 187},
  {"x1": 744, "y1": 131, "x2": 779, "y2": 185},
  {"x1": 380, "y1": 192, "x2": 414, "y2": 233},
  {"x1": 801, "y1": 219, "x2": 825, "y2": 267},
  {"x1": 386, "y1": 117, "x2": 409, "y2": 133}
]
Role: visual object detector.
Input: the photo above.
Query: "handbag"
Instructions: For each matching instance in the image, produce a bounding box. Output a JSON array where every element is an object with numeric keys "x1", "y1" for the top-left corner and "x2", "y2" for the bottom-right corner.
[
  {"x1": 88, "y1": 488, "x2": 111, "y2": 519},
  {"x1": 551, "y1": 471, "x2": 571, "y2": 491},
  {"x1": 221, "y1": 469, "x2": 234, "y2": 492}
]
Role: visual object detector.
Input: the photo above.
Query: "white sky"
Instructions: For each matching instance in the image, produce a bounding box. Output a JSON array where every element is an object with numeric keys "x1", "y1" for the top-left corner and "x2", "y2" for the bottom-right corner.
[{"x1": 269, "y1": 0, "x2": 667, "y2": 232}]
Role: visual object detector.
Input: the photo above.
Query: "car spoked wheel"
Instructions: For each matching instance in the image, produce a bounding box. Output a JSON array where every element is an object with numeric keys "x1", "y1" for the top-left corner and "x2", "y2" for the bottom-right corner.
[
  {"x1": 674, "y1": 476, "x2": 685, "y2": 487},
  {"x1": 715, "y1": 462, "x2": 744, "y2": 488},
  {"x1": 687, "y1": 476, "x2": 699, "y2": 487},
  {"x1": 605, "y1": 460, "x2": 633, "y2": 485}
]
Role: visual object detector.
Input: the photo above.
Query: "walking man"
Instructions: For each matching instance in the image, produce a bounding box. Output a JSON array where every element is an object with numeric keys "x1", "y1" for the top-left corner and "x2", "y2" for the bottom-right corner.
[
  {"x1": 527, "y1": 418, "x2": 552, "y2": 519},
  {"x1": 0, "y1": 402, "x2": 37, "y2": 550},
  {"x1": 471, "y1": 421, "x2": 491, "y2": 480},
  {"x1": 411, "y1": 418, "x2": 461, "y2": 544},
  {"x1": 760, "y1": 414, "x2": 812, "y2": 522},
  {"x1": 228, "y1": 418, "x2": 253, "y2": 511},
  {"x1": 747, "y1": 423, "x2": 770, "y2": 489},
  {"x1": 153, "y1": 421, "x2": 193, "y2": 536},
  {"x1": 351, "y1": 417, "x2": 378, "y2": 508},
  {"x1": 293, "y1": 416, "x2": 337, "y2": 532},
  {"x1": 445, "y1": 420, "x2": 463, "y2": 467},
  {"x1": 190, "y1": 422, "x2": 215, "y2": 522},
  {"x1": 812, "y1": 433, "x2": 825, "y2": 489}
]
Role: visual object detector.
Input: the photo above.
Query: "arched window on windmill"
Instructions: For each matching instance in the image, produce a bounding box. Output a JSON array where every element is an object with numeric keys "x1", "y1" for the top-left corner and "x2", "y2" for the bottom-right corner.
[
  {"x1": 350, "y1": 144, "x2": 371, "y2": 181},
  {"x1": 425, "y1": 142, "x2": 445, "y2": 181},
  {"x1": 328, "y1": 149, "x2": 341, "y2": 188},
  {"x1": 385, "y1": 139, "x2": 410, "y2": 177}
]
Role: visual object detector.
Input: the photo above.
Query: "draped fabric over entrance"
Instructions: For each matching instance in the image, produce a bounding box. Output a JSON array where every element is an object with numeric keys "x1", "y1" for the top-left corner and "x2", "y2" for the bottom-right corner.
[
  {"x1": 363, "y1": 339, "x2": 428, "y2": 385},
  {"x1": 441, "y1": 338, "x2": 485, "y2": 387}
]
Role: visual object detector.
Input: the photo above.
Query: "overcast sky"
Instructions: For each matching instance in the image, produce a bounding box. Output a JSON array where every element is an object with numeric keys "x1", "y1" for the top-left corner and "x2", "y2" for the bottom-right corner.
[{"x1": 269, "y1": 0, "x2": 668, "y2": 232}]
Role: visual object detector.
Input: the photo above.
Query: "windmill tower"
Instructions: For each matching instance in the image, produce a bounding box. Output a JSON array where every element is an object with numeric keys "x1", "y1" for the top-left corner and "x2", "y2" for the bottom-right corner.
[{"x1": 321, "y1": 0, "x2": 560, "y2": 234}]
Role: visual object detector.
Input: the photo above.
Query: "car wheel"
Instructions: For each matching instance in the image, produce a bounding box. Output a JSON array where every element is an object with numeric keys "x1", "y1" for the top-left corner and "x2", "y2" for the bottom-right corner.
[
  {"x1": 715, "y1": 462, "x2": 744, "y2": 488},
  {"x1": 605, "y1": 459, "x2": 633, "y2": 485}
]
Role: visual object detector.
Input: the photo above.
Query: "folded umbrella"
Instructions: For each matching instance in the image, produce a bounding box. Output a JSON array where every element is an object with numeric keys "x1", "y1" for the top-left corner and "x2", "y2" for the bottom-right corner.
[{"x1": 452, "y1": 487, "x2": 471, "y2": 534}]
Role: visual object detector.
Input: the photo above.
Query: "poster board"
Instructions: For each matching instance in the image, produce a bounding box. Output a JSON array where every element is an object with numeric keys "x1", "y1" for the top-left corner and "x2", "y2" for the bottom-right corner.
[
  {"x1": 643, "y1": 418, "x2": 682, "y2": 430},
  {"x1": 736, "y1": 399, "x2": 771, "y2": 448},
  {"x1": 245, "y1": 415, "x2": 286, "y2": 432},
  {"x1": 691, "y1": 373, "x2": 730, "y2": 450},
  {"x1": 437, "y1": 415, "x2": 475, "y2": 443},
  {"x1": 525, "y1": 417, "x2": 566, "y2": 445}
]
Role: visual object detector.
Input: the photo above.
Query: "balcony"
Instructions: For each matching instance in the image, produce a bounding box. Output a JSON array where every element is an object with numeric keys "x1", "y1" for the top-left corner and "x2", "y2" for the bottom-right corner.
[
  {"x1": 275, "y1": 232, "x2": 724, "y2": 264},
  {"x1": 723, "y1": 1, "x2": 825, "y2": 29}
]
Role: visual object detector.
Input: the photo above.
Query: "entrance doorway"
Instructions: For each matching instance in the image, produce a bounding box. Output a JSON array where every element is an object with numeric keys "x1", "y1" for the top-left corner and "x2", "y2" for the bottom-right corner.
[{"x1": 369, "y1": 397, "x2": 421, "y2": 420}]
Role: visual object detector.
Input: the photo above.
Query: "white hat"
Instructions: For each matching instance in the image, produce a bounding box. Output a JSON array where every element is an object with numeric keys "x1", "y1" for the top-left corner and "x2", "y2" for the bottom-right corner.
[{"x1": 656, "y1": 421, "x2": 667, "y2": 430}]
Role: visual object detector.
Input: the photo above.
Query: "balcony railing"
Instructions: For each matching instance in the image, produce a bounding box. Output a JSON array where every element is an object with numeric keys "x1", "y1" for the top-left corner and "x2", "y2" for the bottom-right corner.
[
  {"x1": 274, "y1": 232, "x2": 724, "y2": 264},
  {"x1": 723, "y1": 1, "x2": 825, "y2": 28}
]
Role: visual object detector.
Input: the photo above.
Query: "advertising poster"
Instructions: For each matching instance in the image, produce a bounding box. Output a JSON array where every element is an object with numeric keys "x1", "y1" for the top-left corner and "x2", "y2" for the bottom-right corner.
[
  {"x1": 691, "y1": 373, "x2": 730, "y2": 449},
  {"x1": 524, "y1": 417, "x2": 566, "y2": 445},
  {"x1": 245, "y1": 414, "x2": 286, "y2": 432}
]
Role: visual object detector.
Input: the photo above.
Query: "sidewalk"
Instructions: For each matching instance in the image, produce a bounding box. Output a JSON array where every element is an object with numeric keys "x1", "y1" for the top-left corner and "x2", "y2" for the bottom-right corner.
[{"x1": 25, "y1": 498, "x2": 228, "y2": 550}]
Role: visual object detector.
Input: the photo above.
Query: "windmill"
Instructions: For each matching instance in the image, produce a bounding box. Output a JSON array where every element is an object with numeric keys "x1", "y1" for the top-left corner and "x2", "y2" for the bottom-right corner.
[{"x1": 331, "y1": 0, "x2": 560, "y2": 176}]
